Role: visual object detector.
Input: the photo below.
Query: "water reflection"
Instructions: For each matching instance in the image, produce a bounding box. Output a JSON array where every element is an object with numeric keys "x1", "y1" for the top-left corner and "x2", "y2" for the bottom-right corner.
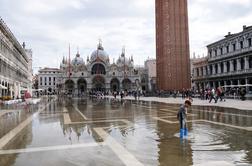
[{"x1": 0, "y1": 98, "x2": 251, "y2": 166}]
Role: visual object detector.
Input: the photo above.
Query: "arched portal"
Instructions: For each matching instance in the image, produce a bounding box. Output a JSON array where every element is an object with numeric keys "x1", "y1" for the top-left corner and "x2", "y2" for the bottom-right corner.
[
  {"x1": 91, "y1": 63, "x2": 106, "y2": 75},
  {"x1": 122, "y1": 78, "x2": 132, "y2": 91},
  {"x1": 92, "y1": 76, "x2": 105, "y2": 92},
  {"x1": 65, "y1": 80, "x2": 75, "y2": 94},
  {"x1": 77, "y1": 78, "x2": 87, "y2": 95},
  {"x1": 110, "y1": 78, "x2": 120, "y2": 92}
]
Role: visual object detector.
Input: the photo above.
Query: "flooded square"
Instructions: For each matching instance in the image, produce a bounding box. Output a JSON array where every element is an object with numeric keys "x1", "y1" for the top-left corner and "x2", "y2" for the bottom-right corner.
[{"x1": 0, "y1": 97, "x2": 252, "y2": 166}]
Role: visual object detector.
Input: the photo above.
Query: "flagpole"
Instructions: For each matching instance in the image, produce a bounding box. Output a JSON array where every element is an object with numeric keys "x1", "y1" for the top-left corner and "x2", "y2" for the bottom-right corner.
[{"x1": 68, "y1": 44, "x2": 71, "y2": 79}]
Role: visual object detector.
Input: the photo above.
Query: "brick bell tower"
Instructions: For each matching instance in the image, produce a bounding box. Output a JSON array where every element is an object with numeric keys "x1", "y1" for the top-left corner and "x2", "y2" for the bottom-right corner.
[{"x1": 155, "y1": 0, "x2": 191, "y2": 91}]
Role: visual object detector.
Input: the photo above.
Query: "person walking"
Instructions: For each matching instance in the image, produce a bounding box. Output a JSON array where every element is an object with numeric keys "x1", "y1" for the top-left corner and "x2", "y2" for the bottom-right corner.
[
  {"x1": 177, "y1": 100, "x2": 192, "y2": 137},
  {"x1": 209, "y1": 88, "x2": 217, "y2": 103},
  {"x1": 120, "y1": 91, "x2": 124, "y2": 100}
]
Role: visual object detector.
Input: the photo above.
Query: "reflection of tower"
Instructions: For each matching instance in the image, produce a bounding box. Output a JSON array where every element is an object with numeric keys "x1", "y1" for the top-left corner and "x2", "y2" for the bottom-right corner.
[
  {"x1": 156, "y1": 119, "x2": 193, "y2": 165},
  {"x1": 156, "y1": 0, "x2": 191, "y2": 91}
]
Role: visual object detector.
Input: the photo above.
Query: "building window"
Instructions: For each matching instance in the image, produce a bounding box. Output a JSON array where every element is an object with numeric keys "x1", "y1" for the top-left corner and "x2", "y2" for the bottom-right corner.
[
  {"x1": 241, "y1": 58, "x2": 245, "y2": 70},
  {"x1": 214, "y1": 50, "x2": 217, "y2": 56},
  {"x1": 248, "y1": 38, "x2": 252, "y2": 47},
  {"x1": 53, "y1": 77, "x2": 56, "y2": 81},
  {"x1": 249, "y1": 57, "x2": 252, "y2": 68},
  {"x1": 40, "y1": 77, "x2": 42, "y2": 85},
  {"x1": 215, "y1": 64, "x2": 218, "y2": 74},
  {"x1": 227, "y1": 61, "x2": 230, "y2": 72},
  {"x1": 49, "y1": 82, "x2": 51, "y2": 86},
  {"x1": 226, "y1": 46, "x2": 229, "y2": 53},
  {"x1": 220, "y1": 63, "x2": 224, "y2": 73},
  {"x1": 233, "y1": 43, "x2": 236, "y2": 51},
  {"x1": 220, "y1": 48, "x2": 223, "y2": 55},
  {"x1": 233, "y1": 60, "x2": 237, "y2": 71},
  {"x1": 209, "y1": 51, "x2": 212, "y2": 58},
  {"x1": 240, "y1": 41, "x2": 244, "y2": 49},
  {"x1": 49, "y1": 77, "x2": 51, "y2": 81}
]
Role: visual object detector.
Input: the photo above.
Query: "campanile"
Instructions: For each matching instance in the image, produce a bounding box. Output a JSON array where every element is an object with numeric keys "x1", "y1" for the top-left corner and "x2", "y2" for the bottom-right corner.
[{"x1": 156, "y1": 0, "x2": 191, "y2": 91}]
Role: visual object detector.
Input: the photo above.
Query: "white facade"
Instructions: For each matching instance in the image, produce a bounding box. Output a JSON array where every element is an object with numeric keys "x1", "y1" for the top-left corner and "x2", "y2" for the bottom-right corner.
[
  {"x1": 58, "y1": 42, "x2": 142, "y2": 95},
  {"x1": 0, "y1": 17, "x2": 32, "y2": 99},
  {"x1": 38, "y1": 68, "x2": 61, "y2": 94},
  {"x1": 192, "y1": 25, "x2": 252, "y2": 92},
  {"x1": 145, "y1": 59, "x2": 157, "y2": 91}
]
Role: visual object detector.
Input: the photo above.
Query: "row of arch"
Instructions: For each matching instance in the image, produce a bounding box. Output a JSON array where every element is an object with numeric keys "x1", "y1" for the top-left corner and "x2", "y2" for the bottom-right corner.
[
  {"x1": 195, "y1": 78, "x2": 252, "y2": 92},
  {"x1": 64, "y1": 77, "x2": 134, "y2": 94}
]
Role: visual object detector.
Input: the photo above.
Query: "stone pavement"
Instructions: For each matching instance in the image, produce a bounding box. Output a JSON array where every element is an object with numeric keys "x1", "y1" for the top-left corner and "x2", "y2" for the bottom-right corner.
[{"x1": 106, "y1": 96, "x2": 252, "y2": 111}]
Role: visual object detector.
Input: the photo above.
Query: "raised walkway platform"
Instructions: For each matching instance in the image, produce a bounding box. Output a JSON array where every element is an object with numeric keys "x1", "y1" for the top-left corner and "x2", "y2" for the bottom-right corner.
[{"x1": 106, "y1": 96, "x2": 252, "y2": 111}]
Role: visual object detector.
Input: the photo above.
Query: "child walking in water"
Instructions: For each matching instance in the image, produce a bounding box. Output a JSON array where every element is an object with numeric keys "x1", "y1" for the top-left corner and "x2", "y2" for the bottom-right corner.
[{"x1": 177, "y1": 100, "x2": 192, "y2": 137}]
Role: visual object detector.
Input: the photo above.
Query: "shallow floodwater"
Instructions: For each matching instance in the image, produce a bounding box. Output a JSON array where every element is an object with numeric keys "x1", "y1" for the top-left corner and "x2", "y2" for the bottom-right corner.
[{"x1": 0, "y1": 97, "x2": 252, "y2": 166}]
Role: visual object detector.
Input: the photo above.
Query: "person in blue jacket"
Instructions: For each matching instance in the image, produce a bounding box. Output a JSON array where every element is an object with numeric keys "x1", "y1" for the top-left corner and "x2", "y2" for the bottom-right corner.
[{"x1": 177, "y1": 100, "x2": 192, "y2": 137}]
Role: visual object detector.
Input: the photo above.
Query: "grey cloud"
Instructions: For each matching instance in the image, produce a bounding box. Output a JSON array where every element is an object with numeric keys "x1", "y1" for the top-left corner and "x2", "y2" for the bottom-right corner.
[{"x1": 1, "y1": 0, "x2": 251, "y2": 72}]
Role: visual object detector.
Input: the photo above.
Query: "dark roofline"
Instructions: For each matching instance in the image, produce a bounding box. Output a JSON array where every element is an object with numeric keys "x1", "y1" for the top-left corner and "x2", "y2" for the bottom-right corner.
[{"x1": 207, "y1": 25, "x2": 252, "y2": 48}]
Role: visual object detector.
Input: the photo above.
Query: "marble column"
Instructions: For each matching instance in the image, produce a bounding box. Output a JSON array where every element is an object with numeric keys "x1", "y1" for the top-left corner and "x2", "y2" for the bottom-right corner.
[
  {"x1": 218, "y1": 63, "x2": 221, "y2": 74},
  {"x1": 212, "y1": 64, "x2": 216, "y2": 75},
  {"x1": 245, "y1": 78, "x2": 249, "y2": 92},
  {"x1": 237, "y1": 58, "x2": 241, "y2": 71},
  {"x1": 204, "y1": 82, "x2": 207, "y2": 90},
  {"x1": 224, "y1": 80, "x2": 227, "y2": 91},
  {"x1": 245, "y1": 56, "x2": 249, "y2": 70},
  {"x1": 203, "y1": 67, "x2": 206, "y2": 76},
  {"x1": 230, "y1": 60, "x2": 234, "y2": 72},
  {"x1": 223, "y1": 61, "x2": 227, "y2": 73},
  {"x1": 207, "y1": 66, "x2": 211, "y2": 75}
]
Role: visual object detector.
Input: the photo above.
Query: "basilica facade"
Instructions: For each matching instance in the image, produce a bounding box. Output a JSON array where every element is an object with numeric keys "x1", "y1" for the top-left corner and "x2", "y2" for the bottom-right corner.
[{"x1": 57, "y1": 42, "x2": 145, "y2": 95}]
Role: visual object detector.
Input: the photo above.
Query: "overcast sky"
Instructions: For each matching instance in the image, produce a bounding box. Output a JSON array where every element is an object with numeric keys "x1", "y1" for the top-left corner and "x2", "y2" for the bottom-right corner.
[{"x1": 1, "y1": 0, "x2": 252, "y2": 73}]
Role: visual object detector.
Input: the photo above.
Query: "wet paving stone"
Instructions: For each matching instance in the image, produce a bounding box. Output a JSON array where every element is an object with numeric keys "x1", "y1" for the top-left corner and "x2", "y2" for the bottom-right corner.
[{"x1": 0, "y1": 98, "x2": 251, "y2": 166}]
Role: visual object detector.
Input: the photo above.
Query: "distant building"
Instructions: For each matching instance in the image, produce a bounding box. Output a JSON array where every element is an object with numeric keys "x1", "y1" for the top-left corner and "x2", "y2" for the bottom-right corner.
[
  {"x1": 58, "y1": 42, "x2": 143, "y2": 95},
  {"x1": 192, "y1": 25, "x2": 252, "y2": 93},
  {"x1": 0, "y1": 17, "x2": 32, "y2": 99},
  {"x1": 38, "y1": 42, "x2": 156, "y2": 96},
  {"x1": 38, "y1": 68, "x2": 61, "y2": 94},
  {"x1": 145, "y1": 59, "x2": 157, "y2": 91}
]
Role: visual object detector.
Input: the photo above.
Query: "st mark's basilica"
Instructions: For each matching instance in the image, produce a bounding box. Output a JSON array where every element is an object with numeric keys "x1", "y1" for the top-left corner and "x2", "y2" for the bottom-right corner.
[{"x1": 55, "y1": 42, "x2": 148, "y2": 95}]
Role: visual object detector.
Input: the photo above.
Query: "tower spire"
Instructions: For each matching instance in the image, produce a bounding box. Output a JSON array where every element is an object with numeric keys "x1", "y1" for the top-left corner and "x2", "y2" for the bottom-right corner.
[
  {"x1": 98, "y1": 38, "x2": 104, "y2": 50},
  {"x1": 121, "y1": 46, "x2": 125, "y2": 57},
  {"x1": 76, "y1": 46, "x2": 80, "y2": 57}
]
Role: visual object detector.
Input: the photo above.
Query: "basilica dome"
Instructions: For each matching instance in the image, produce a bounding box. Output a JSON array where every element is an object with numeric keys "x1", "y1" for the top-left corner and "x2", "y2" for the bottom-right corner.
[
  {"x1": 72, "y1": 52, "x2": 84, "y2": 65},
  {"x1": 116, "y1": 51, "x2": 134, "y2": 67},
  {"x1": 90, "y1": 42, "x2": 109, "y2": 63}
]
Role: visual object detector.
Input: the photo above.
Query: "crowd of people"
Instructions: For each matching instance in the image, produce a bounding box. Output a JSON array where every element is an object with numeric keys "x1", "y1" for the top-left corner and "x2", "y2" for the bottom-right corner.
[{"x1": 58, "y1": 86, "x2": 249, "y2": 101}]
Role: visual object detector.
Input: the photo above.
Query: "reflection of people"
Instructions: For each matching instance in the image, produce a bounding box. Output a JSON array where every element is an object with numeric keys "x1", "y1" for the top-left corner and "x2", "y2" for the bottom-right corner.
[
  {"x1": 240, "y1": 88, "x2": 246, "y2": 101},
  {"x1": 177, "y1": 100, "x2": 192, "y2": 137}
]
